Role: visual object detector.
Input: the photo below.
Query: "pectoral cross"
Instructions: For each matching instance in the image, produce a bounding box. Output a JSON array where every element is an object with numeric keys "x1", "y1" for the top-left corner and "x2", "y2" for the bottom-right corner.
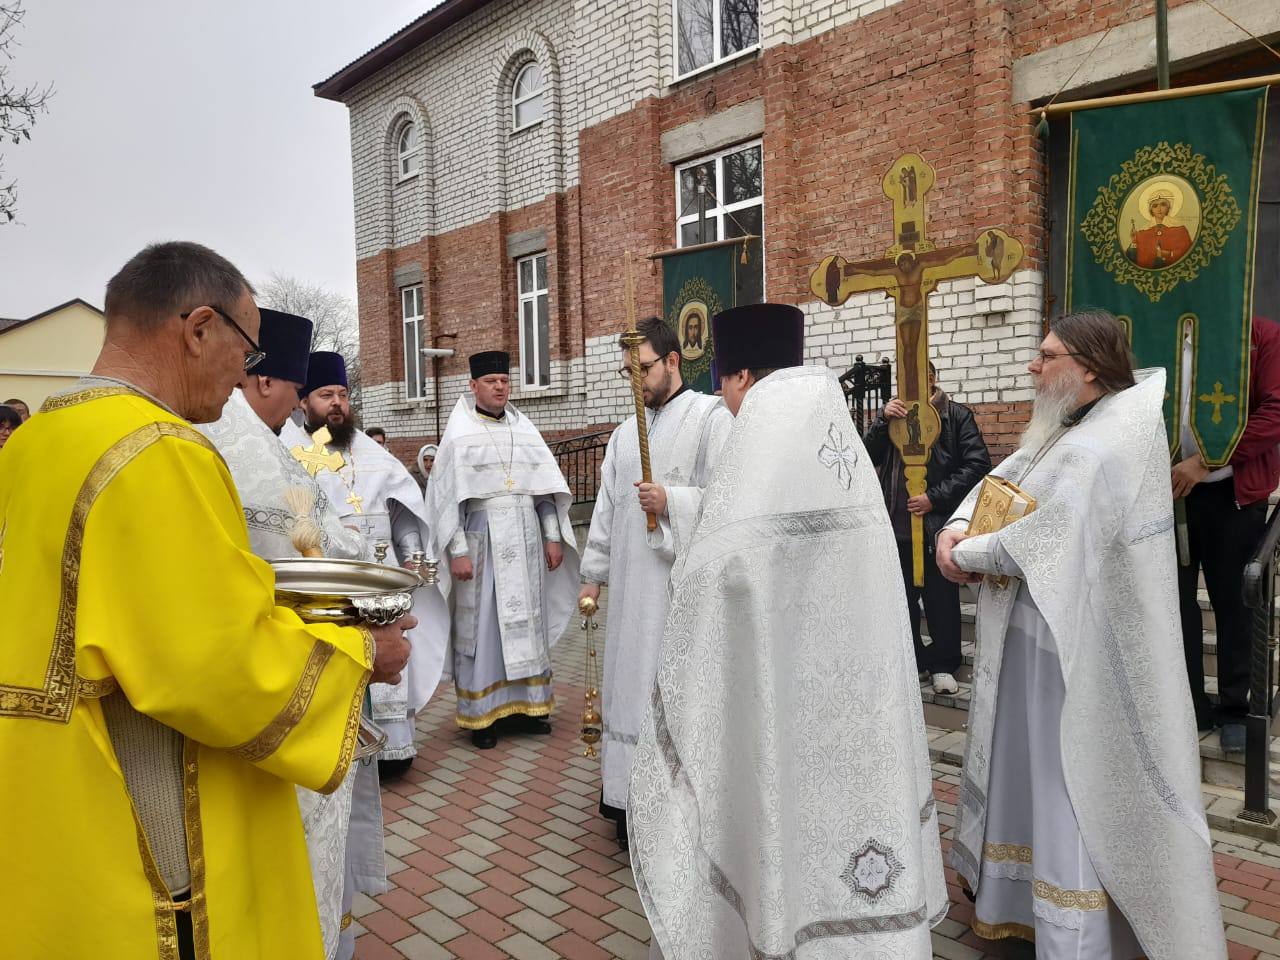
[
  {"x1": 504, "y1": 476, "x2": 515, "y2": 491},
  {"x1": 1198, "y1": 381, "x2": 1237, "y2": 425},
  {"x1": 289, "y1": 425, "x2": 345, "y2": 477},
  {"x1": 810, "y1": 153, "x2": 1025, "y2": 585},
  {"x1": 345, "y1": 491, "x2": 364, "y2": 513}
]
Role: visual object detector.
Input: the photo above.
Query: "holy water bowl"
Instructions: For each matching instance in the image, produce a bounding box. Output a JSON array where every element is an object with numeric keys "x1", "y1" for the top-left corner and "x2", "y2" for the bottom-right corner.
[{"x1": 270, "y1": 556, "x2": 428, "y2": 761}]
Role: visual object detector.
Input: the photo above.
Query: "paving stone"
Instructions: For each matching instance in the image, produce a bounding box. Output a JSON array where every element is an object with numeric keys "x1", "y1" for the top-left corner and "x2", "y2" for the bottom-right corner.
[
  {"x1": 466, "y1": 817, "x2": 509, "y2": 841},
  {"x1": 409, "y1": 910, "x2": 466, "y2": 943},
  {"x1": 1224, "y1": 906, "x2": 1280, "y2": 936},
  {"x1": 457, "y1": 834, "x2": 504, "y2": 858},
  {"x1": 603, "y1": 906, "x2": 651, "y2": 941},
  {"x1": 393, "y1": 933, "x2": 455, "y2": 960},
  {"x1": 496, "y1": 931, "x2": 561, "y2": 960},
  {"x1": 353, "y1": 892, "x2": 381, "y2": 918},
  {"x1": 473, "y1": 803, "x2": 516, "y2": 824},
  {"x1": 524, "y1": 866, "x2": 576, "y2": 895},
  {"x1": 529, "y1": 848, "x2": 580, "y2": 876},
  {"x1": 423, "y1": 887, "x2": 479, "y2": 918},
  {"x1": 507, "y1": 907, "x2": 568, "y2": 942},
  {"x1": 383, "y1": 834, "x2": 420, "y2": 858},
  {"x1": 598, "y1": 931, "x2": 650, "y2": 960},
  {"x1": 515, "y1": 886, "x2": 572, "y2": 917},
  {"x1": 606, "y1": 883, "x2": 644, "y2": 913},
  {"x1": 388, "y1": 819, "x2": 429, "y2": 841},
  {"x1": 443, "y1": 848, "x2": 493, "y2": 873}
]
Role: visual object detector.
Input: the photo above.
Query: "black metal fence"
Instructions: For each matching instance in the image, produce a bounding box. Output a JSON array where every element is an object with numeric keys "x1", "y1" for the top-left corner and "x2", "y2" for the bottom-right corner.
[
  {"x1": 550, "y1": 428, "x2": 614, "y2": 504},
  {"x1": 1242, "y1": 507, "x2": 1280, "y2": 825},
  {"x1": 839, "y1": 355, "x2": 893, "y2": 436}
]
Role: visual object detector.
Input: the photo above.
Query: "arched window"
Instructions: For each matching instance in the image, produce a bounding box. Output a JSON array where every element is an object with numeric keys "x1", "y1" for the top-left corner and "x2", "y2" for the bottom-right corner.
[
  {"x1": 396, "y1": 120, "x2": 420, "y2": 180},
  {"x1": 511, "y1": 62, "x2": 544, "y2": 131}
]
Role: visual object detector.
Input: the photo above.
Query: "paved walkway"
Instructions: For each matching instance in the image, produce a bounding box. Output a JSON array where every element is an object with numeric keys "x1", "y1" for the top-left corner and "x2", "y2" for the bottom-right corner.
[{"x1": 353, "y1": 597, "x2": 1280, "y2": 959}]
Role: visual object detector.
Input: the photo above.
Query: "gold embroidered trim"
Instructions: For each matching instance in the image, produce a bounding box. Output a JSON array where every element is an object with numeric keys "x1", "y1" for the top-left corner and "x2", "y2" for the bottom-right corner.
[
  {"x1": 0, "y1": 420, "x2": 217, "y2": 723},
  {"x1": 455, "y1": 697, "x2": 556, "y2": 730},
  {"x1": 39, "y1": 386, "x2": 134, "y2": 413},
  {"x1": 182, "y1": 740, "x2": 211, "y2": 958},
  {"x1": 340, "y1": 912, "x2": 353, "y2": 931},
  {"x1": 229, "y1": 641, "x2": 334, "y2": 763},
  {"x1": 972, "y1": 918, "x2": 1036, "y2": 942},
  {"x1": 129, "y1": 806, "x2": 180, "y2": 960},
  {"x1": 317, "y1": 627, "x2": 374, "y2": 794},
  {"x1": 454, "y1": 674, "x2": 552, "y2": 701},
  {"x1": 76, "y1": 674, "x2": 119, "y2": 699},
  {"x1": 1033, "y1": 878, "x2": 1108, "y2": 911},
  {"x1": 983, "y1": 842, "x2": 1033, "y2": 864}
]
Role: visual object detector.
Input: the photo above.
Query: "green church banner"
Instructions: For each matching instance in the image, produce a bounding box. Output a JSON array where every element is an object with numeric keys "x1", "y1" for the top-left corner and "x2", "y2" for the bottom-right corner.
[
  {"x1": 659, "y1": 237, "x2": 758, "y2": 394},
  {"x1": 1066, "y1": 87, "x2": 1268, "y2": 465}
]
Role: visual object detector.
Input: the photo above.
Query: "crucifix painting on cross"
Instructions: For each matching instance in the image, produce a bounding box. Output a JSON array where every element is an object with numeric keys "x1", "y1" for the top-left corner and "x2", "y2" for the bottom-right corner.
[{"x1": 810, "y1": 152, "x2": 1025, "y2": 585}]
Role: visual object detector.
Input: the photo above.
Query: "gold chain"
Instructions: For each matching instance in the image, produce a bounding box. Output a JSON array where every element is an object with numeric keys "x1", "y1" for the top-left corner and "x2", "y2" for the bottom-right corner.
[{"x1": 480, "y1": 413, "x2": 516, "y2": 489}]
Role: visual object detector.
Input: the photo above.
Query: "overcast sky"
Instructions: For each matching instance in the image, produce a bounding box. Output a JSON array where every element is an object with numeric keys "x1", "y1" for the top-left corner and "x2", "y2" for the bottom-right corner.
[{"x1": 0, "y1": 0, "x2": 439, "y2": 319}]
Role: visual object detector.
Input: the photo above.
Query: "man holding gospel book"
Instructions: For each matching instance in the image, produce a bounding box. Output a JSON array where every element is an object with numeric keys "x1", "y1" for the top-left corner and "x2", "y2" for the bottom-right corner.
[{"x1": 936, "y1": 310, "x2": 1224, "y2": 959}]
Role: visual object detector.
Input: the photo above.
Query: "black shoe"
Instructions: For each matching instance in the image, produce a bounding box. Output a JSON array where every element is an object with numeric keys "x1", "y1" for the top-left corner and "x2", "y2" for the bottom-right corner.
[
  {"x1": 378, "y1": 757, "x2": 413, "y2": 781},
  {"x1": 616, "y1": 821, "x2": 629, "y2": 852},
  {"x1": 1196, "y1": 713, "x2": 1216, "y2": 733},
  {"x1": 505, "y1": 714, "x2": 551, "y2": 735},
  {"x1": 471, "y1": 727, "x2": 499, "y2": 750}
]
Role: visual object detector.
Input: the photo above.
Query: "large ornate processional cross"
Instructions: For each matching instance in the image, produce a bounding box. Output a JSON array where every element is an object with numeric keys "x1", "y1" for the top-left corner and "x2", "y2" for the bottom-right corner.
[{"x1": 810, "y1": 153, "x2": 1025, "y2": 586}]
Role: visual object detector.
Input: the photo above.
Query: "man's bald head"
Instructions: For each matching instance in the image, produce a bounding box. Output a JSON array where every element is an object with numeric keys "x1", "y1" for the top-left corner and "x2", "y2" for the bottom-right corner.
[{"x1": 104, "y1": 241, "x2": 254, "y2": 330}]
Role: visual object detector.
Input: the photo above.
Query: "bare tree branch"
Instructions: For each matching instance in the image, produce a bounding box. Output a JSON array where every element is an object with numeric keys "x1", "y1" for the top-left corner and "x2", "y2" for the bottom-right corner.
[
  {"x1": 257, "y1": 273, "x2": 363, "y2": 404},
  {"x1": 0, "y1": 2, "x2": 53, "y2": 224}
]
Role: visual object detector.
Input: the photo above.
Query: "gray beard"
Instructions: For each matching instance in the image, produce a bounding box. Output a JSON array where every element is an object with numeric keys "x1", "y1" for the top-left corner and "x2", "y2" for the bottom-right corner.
[{"x1": 1020, "y1": 370, "x2": 1086, "y2": 454}]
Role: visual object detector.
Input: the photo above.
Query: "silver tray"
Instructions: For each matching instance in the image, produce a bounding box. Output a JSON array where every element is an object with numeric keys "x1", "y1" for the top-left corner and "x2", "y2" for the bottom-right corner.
[{"x1": 271, "y1": 557, "x2": 421, "y2": 598}]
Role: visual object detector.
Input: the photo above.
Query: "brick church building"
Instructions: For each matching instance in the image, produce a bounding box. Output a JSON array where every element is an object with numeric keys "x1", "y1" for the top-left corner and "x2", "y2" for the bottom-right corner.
[{"x1": 314, "y1": 0, "x2": 1280, "y2": 464}]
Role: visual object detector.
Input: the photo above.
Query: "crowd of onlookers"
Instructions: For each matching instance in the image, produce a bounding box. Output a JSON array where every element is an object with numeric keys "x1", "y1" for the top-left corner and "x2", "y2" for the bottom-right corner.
[{"x1": 0, "y1": 398, "x2": 28, "y2": 450}]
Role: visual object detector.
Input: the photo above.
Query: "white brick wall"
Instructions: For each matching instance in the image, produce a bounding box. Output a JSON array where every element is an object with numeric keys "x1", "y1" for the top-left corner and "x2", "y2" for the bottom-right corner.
[
  {"x1": 799, "y1": 269, "x2": 1043, "y2": 406},
  {"x1": 344, "y1": 0, "x2": 578, "y2": 258}
]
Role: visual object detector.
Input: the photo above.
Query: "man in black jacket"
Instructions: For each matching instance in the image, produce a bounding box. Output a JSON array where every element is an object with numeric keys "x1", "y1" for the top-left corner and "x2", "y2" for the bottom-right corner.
[{"x1": 865, "y1": 362, "x2": 991, "y2": 695}]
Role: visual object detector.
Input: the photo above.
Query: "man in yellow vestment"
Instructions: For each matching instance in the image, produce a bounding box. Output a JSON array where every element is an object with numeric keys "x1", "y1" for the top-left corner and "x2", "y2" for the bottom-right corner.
[{"x1": 0, "y1": 241, "x2": 414, "y2": 960}]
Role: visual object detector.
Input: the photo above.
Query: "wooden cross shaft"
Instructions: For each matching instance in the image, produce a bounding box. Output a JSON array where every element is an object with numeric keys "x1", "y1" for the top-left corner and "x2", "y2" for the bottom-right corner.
[
  {"x1": 809, "y1": 153, "x2": 1025, "y2": 585},
  {"x1": 621, "y1": 251, "x2": 658, "y2": 533}
]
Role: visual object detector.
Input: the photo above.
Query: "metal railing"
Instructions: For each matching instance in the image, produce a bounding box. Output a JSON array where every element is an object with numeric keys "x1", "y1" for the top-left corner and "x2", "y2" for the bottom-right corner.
[
  {"x1": 839, "y1": 355, "x2": 893, "y2": 436},
  {"x1": 1241, "y1": 505, "x2": 1280, "y2": 824},
  {"x1": 550, "y1": 428, "x2": 614, "y2": 504}
]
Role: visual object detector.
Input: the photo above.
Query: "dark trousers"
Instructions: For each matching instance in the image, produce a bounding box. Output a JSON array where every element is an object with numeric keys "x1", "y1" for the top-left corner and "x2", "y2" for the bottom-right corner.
[
  {"x1": 896, "y1": 539, "x2": 963, "y2": 675},
  {"x1": 1177, "y1": 477, "x2": 1267, "y2": 724}
]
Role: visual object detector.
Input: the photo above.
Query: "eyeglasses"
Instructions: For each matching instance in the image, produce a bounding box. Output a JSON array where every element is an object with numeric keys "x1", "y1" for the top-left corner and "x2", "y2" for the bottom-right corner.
[
  {"x1": 181, "y1": 305, "x2": 267, "y2": 371},
  {"x1": 617, "y1": 358, "x2": 664, "y2": 380},
  {"x1": 1033, "y1": 349, "x2": 1081, "y2": 364}
]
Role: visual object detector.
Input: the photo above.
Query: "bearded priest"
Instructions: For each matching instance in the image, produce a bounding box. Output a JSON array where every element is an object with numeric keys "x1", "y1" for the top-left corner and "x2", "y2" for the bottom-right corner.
[
  {"x1": 629, "y1": 303, "x2": 947, "y2": 960},
  {"x1": 426, "y1": 351, "x2": 580, "y2": 750},
  {"x1": 282, "y1": 354, "x2": 449, "y2": 780},
  {"x1": 937, "y1": 310, "x2": 1226, "y2": 959},
  {"x1": 578, "y1": 316, "x2": 733, "y2": 850}
]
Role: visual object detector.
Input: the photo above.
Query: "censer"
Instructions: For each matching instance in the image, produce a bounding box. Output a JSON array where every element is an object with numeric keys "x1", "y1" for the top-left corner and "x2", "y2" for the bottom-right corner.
[
  {"x1": 271, "y1": 553, "x2": 438, "y2": 761},
  {"x1": 578, "y1": 596, "x2": 603, "y2": 757}
]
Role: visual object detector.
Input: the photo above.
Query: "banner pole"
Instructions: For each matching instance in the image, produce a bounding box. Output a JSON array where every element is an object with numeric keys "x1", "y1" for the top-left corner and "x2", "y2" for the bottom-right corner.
[{"x1": 1036, "y1": 71, "x2": 1280, "y2": 117}]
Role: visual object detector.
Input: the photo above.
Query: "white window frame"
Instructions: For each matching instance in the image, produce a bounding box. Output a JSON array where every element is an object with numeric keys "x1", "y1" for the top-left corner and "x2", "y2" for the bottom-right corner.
[
  {"x1": 401, "y1": 284, "x2": 425, "y2": 401},
  {"x1": 674, "y1": 140, "x2": 765, "y2": 294},
  {"x1": 511, "y1": 61, "x2": 545, "y2": 132},
  {"x1": 672, "y1": 0, "x2": 760, "y2": 83},
  {"x1": 516, "y1": 252, "x2": 551, "y2": 390},
  {"x1": 395, "y1": 120, "x2": 421, "y2": 182}
]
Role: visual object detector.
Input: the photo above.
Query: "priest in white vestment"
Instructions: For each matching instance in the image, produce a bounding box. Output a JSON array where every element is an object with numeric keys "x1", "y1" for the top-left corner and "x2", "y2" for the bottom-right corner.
[
  {"x1": 282, "y1": 352, "x2": 449, "y2": 779},
  {"x1": 427, "y1": 351, "x2": 580, "y2": 750},
  {"x1": 196, "y1": 310, "x2": 383, "y2": 960},
  {"x1": 579, "y1": 317, "x2": 732, "y2": 849},
  {"x1": 937, "y1": 310, "x2": 1226, "y2": 959},
  {"x1": 630, "y1": 304, "x2": 947, "y2": 960}
]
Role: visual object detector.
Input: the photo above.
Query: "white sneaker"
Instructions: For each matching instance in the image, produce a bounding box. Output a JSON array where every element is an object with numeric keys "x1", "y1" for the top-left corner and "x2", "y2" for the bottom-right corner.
[{"x1": 932, "y1": 672, "x2": 959, "y2": 695}]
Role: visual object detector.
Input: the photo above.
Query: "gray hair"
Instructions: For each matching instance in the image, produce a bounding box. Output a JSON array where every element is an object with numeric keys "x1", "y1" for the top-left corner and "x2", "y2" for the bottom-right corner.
[{"x1": 104, "y1": 241, "x2": 254, "y2": 328}]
